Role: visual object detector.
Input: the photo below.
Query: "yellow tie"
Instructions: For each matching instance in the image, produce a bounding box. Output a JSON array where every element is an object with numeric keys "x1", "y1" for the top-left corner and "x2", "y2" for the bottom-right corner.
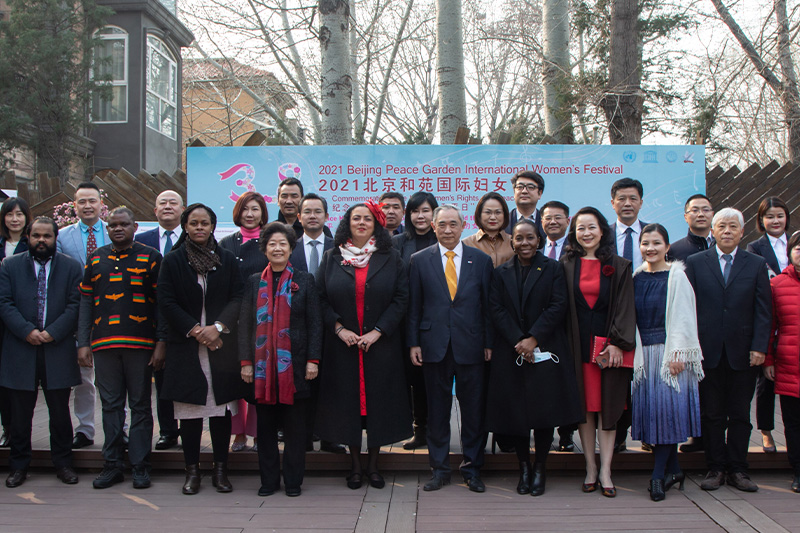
[{"x1": 445, "y1": 251, "x2": 457, "y2": 300}]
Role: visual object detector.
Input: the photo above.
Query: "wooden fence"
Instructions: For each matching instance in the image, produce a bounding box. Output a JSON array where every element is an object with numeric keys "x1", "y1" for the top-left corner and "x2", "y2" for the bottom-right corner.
[{"x1": 707, "y1": 160, "x2": 799, "y2": 245}]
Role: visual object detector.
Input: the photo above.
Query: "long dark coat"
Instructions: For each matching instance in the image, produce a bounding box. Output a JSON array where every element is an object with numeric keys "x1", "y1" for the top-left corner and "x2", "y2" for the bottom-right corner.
[
  {"x1": 315, "y1": 246, "x2": 412, "y2": 447},
  {"x1": 487, "y1": 254, "x2": 582, "y2": 433},
  {"x1": 563, "y1": 254, "x2": 636, "y2": 430},
  {"x1": 238, "y1": 269, "x2": 323, "y2": 401},
  {"x1": 158, "y1": 244, "x2": 246, "y2": 405}
]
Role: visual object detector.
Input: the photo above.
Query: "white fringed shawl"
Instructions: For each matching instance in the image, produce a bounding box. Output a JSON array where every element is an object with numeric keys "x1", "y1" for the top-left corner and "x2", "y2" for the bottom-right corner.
[{"x1": 633, "y1": 261, "x2": 704, "y2": 392}]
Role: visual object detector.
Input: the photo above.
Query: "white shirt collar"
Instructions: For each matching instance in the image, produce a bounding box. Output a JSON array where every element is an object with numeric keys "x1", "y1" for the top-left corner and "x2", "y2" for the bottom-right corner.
[
  {"x1": 616, "y1": 220, "x2": 641, "y2": 236},
  {"x1": 547, "y1": 235, "x2": 567, "y2": 247},
  {"x1": 303, "y1": 233, "x2": 324, "y2": 246},
  {"x1": 159, "y1": 225, "x2": 177, "y2": 238},
  {"x1": 768, "y1": 233, "x2": 787, "y2": 247},
  {"x1": 438, "y1": 241, "x2": 463, "y2": 258},
  {"x1": 715, "y1": 245, "x2": 738, "y2": 260}
]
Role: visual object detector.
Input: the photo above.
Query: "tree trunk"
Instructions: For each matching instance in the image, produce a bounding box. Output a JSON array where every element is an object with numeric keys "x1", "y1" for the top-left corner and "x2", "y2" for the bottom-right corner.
[
  {"x1": 542, "y1": 0, "x2": 574, "y2": 144},
  {"x1": 320, "y1": 0, "x2": 353, "y2": 145},
  {"x1": 601, "y1": 0, "x2": 642, "y2": 145},
  {"x1": 775, "y1": 0, "x2": 800, "y2": 164},
  {"x1": 436, "y1": 0, "x2": 467, "y2": 144}
]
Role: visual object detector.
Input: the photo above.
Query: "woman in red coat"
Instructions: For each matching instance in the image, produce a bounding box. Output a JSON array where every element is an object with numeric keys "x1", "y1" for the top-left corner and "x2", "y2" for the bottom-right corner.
[{"x1": 764, "y1": 230, "x2": 800, "y2": 492}]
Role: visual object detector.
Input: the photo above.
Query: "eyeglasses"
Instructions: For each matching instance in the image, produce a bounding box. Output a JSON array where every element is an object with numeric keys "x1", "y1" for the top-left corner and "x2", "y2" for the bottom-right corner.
[
  {"x1": 685, "y1": 207, "x2": 713, "y2": 214},
  {"x1": 514, "y1": 184, "x2": 540, "y2": 192}
]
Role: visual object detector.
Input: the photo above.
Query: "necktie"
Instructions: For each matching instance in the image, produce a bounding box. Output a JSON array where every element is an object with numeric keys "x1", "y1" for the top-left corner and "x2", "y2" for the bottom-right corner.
[
  {"x1": 622, "y1": 227, "x2": 633, "y2": 261},
  {"x1": 36, "y1": 261, "x2": 47, "y2": 329},
  {"x1": 163, "y1": 230, "x2": 173, "y2": 255},
  {"x1": 445, "y1": 251, "x2": 457, "y2": 300},
  {"x1": 548, "y1": 242, "x2": 557, "y2": 259},
  {"x1": 308, "y1": 240, "x2": 319, "y2": 277},
  {"x1": 86, "y1": 226, "x2": 97, "y2": 258},
  {"x1": 722, "y1": 253, "x2": 732, "y2": 284}
]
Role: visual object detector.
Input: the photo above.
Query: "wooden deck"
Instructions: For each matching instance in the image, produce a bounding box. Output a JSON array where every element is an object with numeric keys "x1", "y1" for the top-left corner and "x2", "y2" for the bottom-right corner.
[{"x1": 1, "y1": 387, "x2": 799, "y2": 532}]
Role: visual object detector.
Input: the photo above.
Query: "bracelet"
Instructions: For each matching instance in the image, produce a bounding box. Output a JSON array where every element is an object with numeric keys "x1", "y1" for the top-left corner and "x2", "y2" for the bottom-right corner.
[{"x1": 335, "y1": 326, "x2": 344, "y2": 335}]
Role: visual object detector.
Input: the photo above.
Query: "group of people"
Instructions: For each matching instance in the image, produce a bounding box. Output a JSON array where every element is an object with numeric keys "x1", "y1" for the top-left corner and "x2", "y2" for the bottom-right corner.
[{"x1": 0, "y1": 171, "x2": 798, "y2": 503}]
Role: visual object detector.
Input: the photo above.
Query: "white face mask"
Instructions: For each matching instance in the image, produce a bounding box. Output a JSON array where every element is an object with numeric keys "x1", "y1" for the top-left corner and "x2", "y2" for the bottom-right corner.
[{"x1": 516, "y1": 348, "x2": 560, "y2": 367}]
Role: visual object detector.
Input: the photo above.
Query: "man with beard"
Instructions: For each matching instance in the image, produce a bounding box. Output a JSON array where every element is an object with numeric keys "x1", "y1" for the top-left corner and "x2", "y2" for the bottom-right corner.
[
  {"x1": 0, "y1": 217, "x2": 83, "y2": 488},
  {"x1": 78, "y1": 208, "x2": 164, "y2": 490}
]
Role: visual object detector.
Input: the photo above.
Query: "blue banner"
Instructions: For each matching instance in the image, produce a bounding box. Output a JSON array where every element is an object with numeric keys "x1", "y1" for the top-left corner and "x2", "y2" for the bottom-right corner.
[{"x1": 186, "y1": 145, "x2": 705, "y2": 238}]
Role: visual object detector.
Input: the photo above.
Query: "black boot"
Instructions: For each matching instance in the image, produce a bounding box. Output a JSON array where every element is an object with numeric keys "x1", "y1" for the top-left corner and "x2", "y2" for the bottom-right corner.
[
  {"x1": 403, "y1": 426, "x2": 427, "y2": 450},
  {"x1": 530, "y1": 462, "x2": 546, "y2": 497},
  {"x1": 516, "y1": 461, "x2": 532, "y2": 494},
  {"x1": 664, "y1": 471, "x2": 685, "y2": 491},
  {"x1": 649, "y1": 478, "x2": 666, "y2": 502},
  {"x1": 211, "y1": 462, "x2": 233, "y2": 493},
  {"x1": 182, "y1": 464, "x2": 200, "y2": 495}
]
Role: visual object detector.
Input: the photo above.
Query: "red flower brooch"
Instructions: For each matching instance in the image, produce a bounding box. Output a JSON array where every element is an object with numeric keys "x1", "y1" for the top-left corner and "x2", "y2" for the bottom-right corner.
[
  {"x1": 290, "y1": 281, "x2": 299, "y2": 292},
  {"x1": 602, "y1": 265, "x2": 615, "y2": 277}
]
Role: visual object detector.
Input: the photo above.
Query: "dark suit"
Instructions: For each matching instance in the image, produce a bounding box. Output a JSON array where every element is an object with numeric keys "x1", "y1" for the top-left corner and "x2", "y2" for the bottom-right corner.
[
  {"x1": 407, "y1": 243, "x2": 493, "y2": 479},
  {"x1": 747, "y1": 235, "x2": 782, "y2": 277},
  {"x1": 505, "y1": 208, "x2": 544, "y2": 239},
  {"x1": 134, "y1": 227, "x2": 160, "y2": 251},
  {"x1": 277, "y1": 212, "x2": 333, "y2": 240},
  {"x1": 0, "y1": 236, "x2": 28, "y2": 434},
  {"x1": 289, "y1": 235, "x2": 334, "y2": 272},
  {"x1": 668, "y1": 230, "x2": 713, "y2": 262},
  {"x1": 0, "y1": 252, "x2": 82, "y2": 471},
  {"x1": 684, "y1": 248, "x2": 772, "y2": 473}
]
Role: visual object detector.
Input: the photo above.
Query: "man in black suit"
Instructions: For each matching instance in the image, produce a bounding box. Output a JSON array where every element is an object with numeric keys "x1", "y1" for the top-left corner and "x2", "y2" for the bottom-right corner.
[
  {"x1": 379, "y1": 192, "x2": 405, "y2": 235},
  {"x1": 505, "y1": 171, "x2": 545, "y2": 238},
  {"x1": 668, "y1": 194, "x2": 715, "y2": 262},
  {"x1": 408, "y1": 205, "x2": 494, "y2": 493},
  {"x1": 685, "y1": 208, "x2": 772, "y2": 492},
  {"x1": 135, "y1": 189, "x2": 184, "y2": 451},
  {"x1": 0, "y1": 217, "x2": 83, "y2": 488},
  {"x1": 276, "y1": 178, "x2": 332, "y2": 240}
]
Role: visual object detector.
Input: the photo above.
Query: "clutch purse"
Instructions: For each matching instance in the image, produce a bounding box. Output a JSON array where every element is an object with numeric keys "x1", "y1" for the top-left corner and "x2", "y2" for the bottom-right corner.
[{"x1": 591, "y1": 336, "x2": 634, "y2": 369}]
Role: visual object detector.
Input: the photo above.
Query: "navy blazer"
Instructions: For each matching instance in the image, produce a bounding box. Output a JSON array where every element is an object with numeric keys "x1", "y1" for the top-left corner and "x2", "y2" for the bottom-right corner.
[
  {"x1": 134, "y1": 227, "x2": 161, "y2": 252},
  {"x1": 0, "y1": 252, "x2": 82, "y2": 391},
  {"x1": 289, "y1": 235, "x2": 334, "y2": 273},
  {"x1": 407, "y1": 243, "x2": 494, "y2": 364},
  {"x1": 684, "y1": 248, "x2": 772, "y2": 370},
  {"x1": 746, "y1": 235, "x2": 782, "y2": 277},
  {"x1": 505, "y1": 207, "x2": 544, "y2": 239}
]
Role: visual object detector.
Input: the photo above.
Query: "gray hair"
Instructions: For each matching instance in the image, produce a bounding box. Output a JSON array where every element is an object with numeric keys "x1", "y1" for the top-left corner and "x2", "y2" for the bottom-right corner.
[
  {"x1": 711, "y1": 207, "x2": 744, "y2": 228},
  {"x1": 433, "y1": 204, "x2": 464, "y2": 224}
]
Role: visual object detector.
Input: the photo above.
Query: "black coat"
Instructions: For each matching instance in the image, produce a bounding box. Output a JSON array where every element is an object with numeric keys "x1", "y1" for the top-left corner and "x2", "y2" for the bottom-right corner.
[
  {"x1": 487, "y1": 254, "x2": 582, "y2": 433},
  {"x1": 391, "y1": 230, "x2": 437, "y2": 265},
  {"x1": 746, "y1": 235, "x2": 782, "y2": 277},
  {"x1": 315, "y1": 246, "x2": 412, "y2": 447},
  {"x1": 667, "y1": 230, "x2": 713, "y2": 262},
  {"x1": 0, "y1": 252, "x2": 82, "y2": 391},
  {"x1": 684, "y1": 248, "x2": 772, "y2": 370},
  {"x1": 238, "y1": 269, "x2": 323, "y2": 401},
  {"x1": 157, "y1": 245, "x2": 246, "y2": 405},
  {"x1": 218, "y1": 231, "x2": 269, "y2": 279},
  {"x1": 0, "y1": 236, "x2": 28, "y2": 260}
]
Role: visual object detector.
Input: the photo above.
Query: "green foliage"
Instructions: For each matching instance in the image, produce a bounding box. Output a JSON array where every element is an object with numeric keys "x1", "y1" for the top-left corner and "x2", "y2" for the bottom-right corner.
[{"x1": 0, "y1": 0, "x2": 112, "y2": 181}]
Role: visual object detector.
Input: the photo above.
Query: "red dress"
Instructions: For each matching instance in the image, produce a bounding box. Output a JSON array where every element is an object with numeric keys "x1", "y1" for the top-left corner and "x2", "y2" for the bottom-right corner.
[
  {"x1": 579, "y1": 258, "x2": 603, "y2": 413},
  {"x1": 355, "y1": 265, "x2": 369, "y2": 416}
]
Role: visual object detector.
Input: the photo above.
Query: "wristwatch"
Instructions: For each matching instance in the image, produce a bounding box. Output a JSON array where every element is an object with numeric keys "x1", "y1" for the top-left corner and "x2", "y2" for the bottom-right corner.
[{"x1": 214, "y1": 322, "x2": 224, "y2": 333}]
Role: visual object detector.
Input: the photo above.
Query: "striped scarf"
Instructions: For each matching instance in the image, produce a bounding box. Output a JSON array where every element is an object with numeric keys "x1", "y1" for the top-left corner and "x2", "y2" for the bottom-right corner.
[{"x1": 254, "y1": 264, "x2": 295, "y2": 404}]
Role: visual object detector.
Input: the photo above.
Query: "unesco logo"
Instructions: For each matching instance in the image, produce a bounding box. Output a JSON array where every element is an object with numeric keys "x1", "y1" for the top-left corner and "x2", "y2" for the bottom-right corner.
[{"x1": 623, "y1": 151, "x2": 636, "y2": 163}]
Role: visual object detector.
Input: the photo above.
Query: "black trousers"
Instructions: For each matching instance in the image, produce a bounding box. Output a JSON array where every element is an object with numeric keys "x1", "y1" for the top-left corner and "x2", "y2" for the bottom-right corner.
[
  {"x1": 256, "y1": 399, "x2": 308, "y2": 491},
  {"x1": 699, "y1": 355, "x2": 758, "y2": 473},
  {"x1": 780, "y1": 395, "x2": 800, "y2": 474},
  {"x1": 154, "y1": 368, "x2": 178, "y2": 438},
  {"x1": 0, "y1": 386, "x2": 11, "y2": 430},
  {"x1": 423, "y1": 345, "x2": 486, "y2": 479},
  {"x1": 755, "y1": 372, "x2": 776, "y2": 431},
  {"x1": 9, "y1": 349, "x2": 72, "y2": 471},
  {"x1": 406, "y1": 361, "x2": 428, "y2": 430},
  {"x1": 94, "y1": 349, "x2": 153, "y2": 467}
]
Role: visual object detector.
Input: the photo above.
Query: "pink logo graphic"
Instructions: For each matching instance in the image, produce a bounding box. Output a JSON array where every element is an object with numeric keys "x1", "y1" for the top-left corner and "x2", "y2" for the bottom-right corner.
[{"x1": 218, "y1": 163, "x2": 274, "y2": 203}]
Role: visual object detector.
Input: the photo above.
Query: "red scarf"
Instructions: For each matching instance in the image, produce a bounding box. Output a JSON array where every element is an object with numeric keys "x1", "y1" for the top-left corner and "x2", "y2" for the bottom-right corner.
[{"x1": 254, "y1": 265, "x2": 295, "y2": 404}]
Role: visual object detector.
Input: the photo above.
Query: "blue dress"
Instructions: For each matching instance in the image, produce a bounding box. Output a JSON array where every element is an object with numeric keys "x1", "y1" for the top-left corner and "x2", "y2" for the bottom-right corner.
[{"x1": 631, "y1": 271, "x2": 702, "y2": 444}]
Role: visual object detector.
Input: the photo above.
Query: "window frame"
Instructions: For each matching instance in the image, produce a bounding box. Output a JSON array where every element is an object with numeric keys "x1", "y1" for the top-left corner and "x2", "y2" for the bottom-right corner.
[
  {"x1": 145, "y1": 35, "x2": 178, "y2": 140},
  {"x1": 91, "y1": 26, "x2": 129, "y2": 124}
]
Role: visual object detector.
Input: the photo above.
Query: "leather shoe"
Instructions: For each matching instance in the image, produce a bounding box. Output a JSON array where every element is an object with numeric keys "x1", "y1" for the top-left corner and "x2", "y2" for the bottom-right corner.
[
  {"x1": 466, "y1": 476, "x2": 486, "y2": 493},
  {"x1": 5, "y1": 470, "x2": 26, "y2": 488},
  {"x1": 183, "y1": 464, "x2": 201, "y2": 495},
  {"x1": 791, "y1": 474, "x2": 800, "y2": 493},
  {"x1": 516, "y1": 461, "x2": 532, "y2": 494},
  {"x1": 56, "y1": 467, "x2": 79, "y2": 485},
  {"x1": 726, "y1": 472, "x2": 758, "y2": 492},
  {"x1": 613, "y1": 441, "x2": 627, "y2": 453},
  {"x1": 155, "y1": 435, "x2": 178, "y2": 450},
  {"x1": 558, "y1": 434, "x2": 574, "y2": 452},
  {"x1": 403, "y1": 428, "x2": 427, "y2": 450},
  {"x1": 285, "y1": 487, "x2": 301, "y2": 497},
  {"x1": 258, "y1": 486, "x2": 276, "y2": 497},
  {"x1": 700, "y1": 470, "x2": 725, "y2": 491},
  {"x1": 641, "y1": 443, "x2": 653, "y2": 452},
  {"x1": 679, "y1": 436, "x2": 704, "y2": 453},
  {"x1": 320, "y1": 441, "x2": 347, "y2": 454},
  {"x1": 0, "y1": 429, "x2": 9, "y2": 448},
  {"x1": 664, "y1": 471, "x2": 686, "y2": 491},
  {"x1": 72, "y1": 432, "x2": 93, "y2": 449},
  {"x1": 423, "y1": 475, "x2": 450, "y2": 491},
  {"x1": 530, "y1": 463, "x2": 546, "y2": 497},
  {"x1": 211, "y1": 462, "x2": 233, "y2": 492},
  {"x1": 649, "y1": 478, "x2": 665, "y2": 501}
]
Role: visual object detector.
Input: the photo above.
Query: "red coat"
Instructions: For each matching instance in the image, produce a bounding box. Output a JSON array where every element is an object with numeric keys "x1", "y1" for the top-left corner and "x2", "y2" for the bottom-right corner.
[{"x1": 766, "y1": 266, "x2": 800, "y2": 398}]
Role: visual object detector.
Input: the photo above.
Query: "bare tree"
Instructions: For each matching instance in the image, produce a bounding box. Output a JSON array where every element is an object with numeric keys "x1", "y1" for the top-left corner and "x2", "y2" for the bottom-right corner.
[
  {"x1": 542, "y1": 0, "x2": 573, "y2": 143},
  {"x1": 436, "y1": 0, "x2": 467, "y2": 143},
  {"x1": 320, "y1": 0, "x2": 353, "y2": 144}
]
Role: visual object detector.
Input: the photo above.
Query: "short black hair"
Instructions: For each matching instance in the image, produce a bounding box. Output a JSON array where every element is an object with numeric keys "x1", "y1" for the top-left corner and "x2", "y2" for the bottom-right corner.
[
  {"x1": 75, "y1": 181, "x2": 101, "y2": 194},
  {"x1": 610, "y1": 178, "x2": 643, "y2": 198},
  {"x1": 28, "y1": 216, "x2": 58, "y2": 237},
  {"x1": 473, "y1": 192, "x2": 509, "y2": 232},
  {"x1": 379, "y1": 191, "x2": 405, "y2": 209},
  {"x1": 756, "y1": 197, "x2": 790, "y2": 234},
  {"x1": 259, "y1": 222, "x2": 297, "y2": 253},
  {"x1": 0, "y1": 197, "x2": 31, "y2": 240},
  {"x1": 684, "y1": 193, "x2": 711, "y2": 211},
  {"x1": 300, "y1": 193, "x2": 328, "y2": 214},
  {"x1": 540, "y1": 200, "x2": 570, "y2": 217},
  {"x1": 403, "y1": 191, "x2": 439, "y2": 234},
  {"x1": 278, "y1": 177, "x2": 304, "y2": 197},
  {"x1": 108, "y1": 206, "x2": 135, "y2": 222},
  {"x1": 512, "y1": 218, "x2": 545, "y2": 249},
  {"x1": 640, "y1": 223, "x2": 670, "y2": 245},
  {"x1": 511, "y1": 170, "x2": 545, "y2": 192}
]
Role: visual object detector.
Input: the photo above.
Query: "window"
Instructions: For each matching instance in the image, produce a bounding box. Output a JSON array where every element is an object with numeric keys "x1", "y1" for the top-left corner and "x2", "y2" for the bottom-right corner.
[
  {"x1": 146, "y1": 35, "x2": 177, "y2": 139},
  {"x1": 91, "y1": 26, "x2": 128, "y2": 123}
]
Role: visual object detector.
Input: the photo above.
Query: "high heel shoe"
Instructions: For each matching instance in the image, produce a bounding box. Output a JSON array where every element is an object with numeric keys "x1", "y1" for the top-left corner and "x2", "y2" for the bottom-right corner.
[
  {"x1": 582, "y1": 479, "x2": 600, "y2": 493},
  {"x1": 664, "y1": 471, "x2": 686, "y2": 491},
  {"x1": 649, "y1": 478, "x2": 666, "y2": 502}
]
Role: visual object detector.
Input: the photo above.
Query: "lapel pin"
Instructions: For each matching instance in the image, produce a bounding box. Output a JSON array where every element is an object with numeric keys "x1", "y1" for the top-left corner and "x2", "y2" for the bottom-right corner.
[
  {"x1": 467, "y1": 260, "x2": 472, "y2": 264},
  {"x1": 537, "y1": 267, "x2": 541, "y2": 271}
]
